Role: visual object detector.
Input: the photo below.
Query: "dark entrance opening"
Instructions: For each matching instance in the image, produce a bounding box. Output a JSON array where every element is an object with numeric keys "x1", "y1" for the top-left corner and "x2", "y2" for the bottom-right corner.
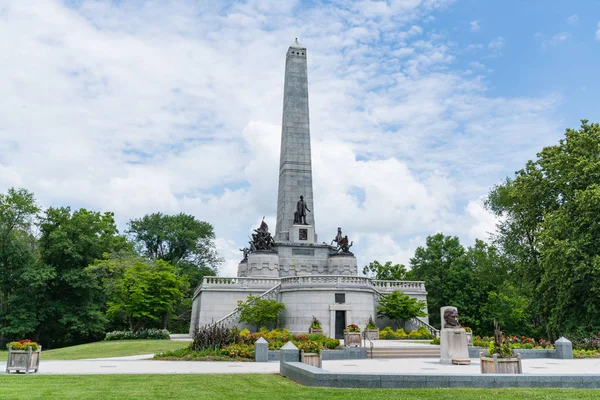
[{"x1": 335, "y1": 310, "x2": 346, "y2": 339}]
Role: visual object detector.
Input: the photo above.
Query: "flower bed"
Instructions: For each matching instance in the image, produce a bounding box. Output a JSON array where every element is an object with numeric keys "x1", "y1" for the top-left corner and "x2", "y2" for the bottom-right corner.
[{"x1": 472, "y1": 335, "x2": 553, "y2": 350}]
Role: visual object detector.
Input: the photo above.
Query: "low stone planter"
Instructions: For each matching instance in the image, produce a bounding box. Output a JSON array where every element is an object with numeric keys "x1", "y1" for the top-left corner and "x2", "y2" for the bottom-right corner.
[
  {"x1": 364, "y1": 329, "x2": 379, "y2": 340},
  {"x1": 301, "y1": 351, "x2": 322, "y2": 368},
  {"x1": 480, "y1": 353, "x2": 522, "y2": 374},
  {"x1": 6, "y1": 346, "x2": 42, "y2": 374},
  {"x1": 309, "y1": 328, "x2": 323, "y2": 334},
  {"x1": 344, "y1": 332, "x2": 361, "y2": 347}
]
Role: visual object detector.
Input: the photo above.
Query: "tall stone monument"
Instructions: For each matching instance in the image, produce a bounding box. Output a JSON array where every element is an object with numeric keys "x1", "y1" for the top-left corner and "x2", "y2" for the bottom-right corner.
[
  {"x1": 190, "y1": 40, "x2": 431, "y2": 338},
  {"x1": 275, "y1": 39, "x2": 315, "y2": 242}
]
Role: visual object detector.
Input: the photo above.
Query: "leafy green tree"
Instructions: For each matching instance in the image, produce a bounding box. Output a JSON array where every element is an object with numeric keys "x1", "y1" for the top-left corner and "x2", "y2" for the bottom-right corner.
[
  {"x1": 362, "y1": 260, "x2": 407, "y2": 280},
  {"x1": 127, "y1": 213, "x2": 221, "y2": 331},
  {"x1": 36, "y1": 207, "x2": 131, "y2": 346},
  {"x1": 236, "y1": 294, "x2": 285, "y2": 331},
  {"x1": 92, "y1": 255, "x2": 188, "y2": 332},
  {"x1": 487, "y1": 120, "x2": 600, "y2": 338},
  {"x1": 406, "y1": 233, "x2": 466, "y2": 328},
  {"x1": 376, "y1": 290, "x2": 427, "y2": 329},
  {"x1": 0, "y1": 188, "x2": 40, "y2": 342},
  {"x1": 127, "y1": 212, "x2": 222, "y2": 285}
]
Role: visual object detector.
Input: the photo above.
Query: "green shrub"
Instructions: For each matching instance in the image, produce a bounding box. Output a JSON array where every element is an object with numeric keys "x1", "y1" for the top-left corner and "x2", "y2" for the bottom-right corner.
[
  {"x1": 309, "y1": 315, "x2": 322, "y2": 330},
  {"x1": 104, "y1": 329, "x2": 170, "y2": 341},
  {"x1": 574, "y1": 349, "x2": 600, "y2": 358},
  {"x1": 136, "y1": 329, "x2": 170, "y2": 340},
  {"x1": 322, "y1": 338, "x2": 341, "y2": 349},
  {"x1": 380, "y1": 327, "x2": 396, "y2": 339},
  {"x1": 365, "y1": 316, "x2": 377, "y2": 330},
  {"x1": 105, "y1": 331, "x2": 136, "y2": 341},
  {"x1": 473, "y1": 338, "x2": 491, "y2": 347},
  {"x1": 430, "y1": 337, "x2": 440, "y2": 345}
]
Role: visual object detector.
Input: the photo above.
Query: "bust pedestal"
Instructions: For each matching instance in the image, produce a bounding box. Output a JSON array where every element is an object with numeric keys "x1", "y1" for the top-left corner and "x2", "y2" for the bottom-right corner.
[{"x1": 440, "y1": 328, "x2": 470, "y2": 364}]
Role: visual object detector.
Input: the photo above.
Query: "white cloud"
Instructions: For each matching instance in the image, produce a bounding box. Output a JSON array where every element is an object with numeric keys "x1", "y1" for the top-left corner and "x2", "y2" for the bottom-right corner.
[
  {"x1": 542, "y1": 32, "x2": 570, "y2": 48},
  {"x1": 0, "y1": 0, "x2": 563, "y2": 276},
  {"x1": 470, "y1": 20, "x2": 480, "y2": 32},
  {"x1": 596, "y1": 22, "x2": 600, "y2": 41},
  {"x1": 567, "y1": 14, "x2": 579, "y2": 25},
  {"x1": 488, "y1": 36, "x2": 505, "y2": 50}
]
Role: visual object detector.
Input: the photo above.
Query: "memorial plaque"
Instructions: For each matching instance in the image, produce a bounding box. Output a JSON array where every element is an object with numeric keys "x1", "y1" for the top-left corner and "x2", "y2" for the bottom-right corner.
[
  {"x1": 292, "y1": 248, "x2": 314, "y2": 256},
  {"x1": 299, "y1": 228, "x2": 308, "y2": 240}
]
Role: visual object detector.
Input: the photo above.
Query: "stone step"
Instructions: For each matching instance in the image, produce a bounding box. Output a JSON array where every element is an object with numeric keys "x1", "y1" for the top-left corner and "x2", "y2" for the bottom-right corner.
[{"x1": 367, "y1": 347, "x2": 440, "y2": 359}]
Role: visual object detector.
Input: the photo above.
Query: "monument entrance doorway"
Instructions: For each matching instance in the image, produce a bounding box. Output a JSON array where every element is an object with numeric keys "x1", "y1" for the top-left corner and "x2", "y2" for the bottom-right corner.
[{"x1": 335, "y1": 311, "x2": 346, "y2": 339}]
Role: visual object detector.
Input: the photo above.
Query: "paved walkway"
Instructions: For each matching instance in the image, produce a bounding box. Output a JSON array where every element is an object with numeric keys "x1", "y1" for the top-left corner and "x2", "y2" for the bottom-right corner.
[
  {"x1": 4, "y1": 356, "x2": 600, "y2": 376},
  {"x1": 2, "y1": 359, "x2": 280, "y2": 375},
  {"x1": 323, "y1": 357, "x2": 600, "y2": 375}
]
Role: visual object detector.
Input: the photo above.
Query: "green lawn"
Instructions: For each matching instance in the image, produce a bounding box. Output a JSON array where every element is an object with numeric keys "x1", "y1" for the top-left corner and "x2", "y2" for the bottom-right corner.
[
  {"x1": 0, "y1": 340, "x2": 190, "y2": 361},
  {"x1": 0, "y1": 374, "x2": 596, "y2": 400}
]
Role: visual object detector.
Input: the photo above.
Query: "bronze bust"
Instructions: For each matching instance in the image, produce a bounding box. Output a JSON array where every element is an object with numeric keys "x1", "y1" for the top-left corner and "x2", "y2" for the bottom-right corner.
[{"x1": 443, "y1": 308, "x2": 460, "y2": 328}]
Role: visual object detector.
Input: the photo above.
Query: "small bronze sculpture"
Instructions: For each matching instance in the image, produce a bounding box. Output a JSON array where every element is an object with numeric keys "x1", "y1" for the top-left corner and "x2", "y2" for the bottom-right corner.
[
  {"x1": 293, "y1": 195, "x2": 311, "y2": 225},
  {"x1": 443, "y1": 308, "x2": 460, "y2": 329},
  {"x1": 239, "y1": 247, "x2": 249, "y2": 261},
  {"x1": 332, "y1": 227, "x2": 353, "y2": 254}
]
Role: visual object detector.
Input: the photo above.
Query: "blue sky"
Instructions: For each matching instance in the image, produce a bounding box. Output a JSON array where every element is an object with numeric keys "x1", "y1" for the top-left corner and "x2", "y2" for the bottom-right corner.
[{"x1": 1, "y1": 0, "x2": 599, "y2": 276}]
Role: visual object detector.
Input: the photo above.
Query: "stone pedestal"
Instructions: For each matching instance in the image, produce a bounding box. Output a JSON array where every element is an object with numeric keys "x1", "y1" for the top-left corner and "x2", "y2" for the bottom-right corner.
[
  {"x1": 237, "y1": 260, "x2": 248, "y2": 277},
  {"x1": 328, "y1": 254, "x2": 358, "y2": 275},
  {"x1": 290, "y1": 224, "x2": 315, "y2": 244},
  {"x1": 247, "y1": 251, "x2": 279, "y2": 277},
  {"x1": 440, "y1": 328, "x2": 470, "y2": 364}
]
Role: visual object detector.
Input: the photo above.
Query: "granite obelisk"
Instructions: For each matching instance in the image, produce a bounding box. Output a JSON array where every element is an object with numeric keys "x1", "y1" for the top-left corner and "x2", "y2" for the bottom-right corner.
[{"x1": 275, "y1": 39, "x2": 315, "y2": 242}]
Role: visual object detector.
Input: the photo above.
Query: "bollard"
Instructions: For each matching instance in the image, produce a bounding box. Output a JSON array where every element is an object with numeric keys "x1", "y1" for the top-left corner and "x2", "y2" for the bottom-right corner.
[
  {"x1": 254, "y1": 337, "x2": 268, "y2": 362},
  {"x1": 555, "y1": 337, "x2": 573, "y2": 359},
  {"x1": 279, "y1": 341, "x2": 299, "y2": 374}
]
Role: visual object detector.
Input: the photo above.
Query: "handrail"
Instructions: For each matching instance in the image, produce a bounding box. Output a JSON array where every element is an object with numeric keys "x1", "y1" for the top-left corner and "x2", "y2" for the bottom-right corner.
[
  {"x1": 210, "y1": 283, "x2": 281, "y2": 328},
  {"x1": 411, "y1": 317, "x2": 440, "y2": 338},
  {"x1": 363, "y1": 331, "x2": 374, "y2": 358}
]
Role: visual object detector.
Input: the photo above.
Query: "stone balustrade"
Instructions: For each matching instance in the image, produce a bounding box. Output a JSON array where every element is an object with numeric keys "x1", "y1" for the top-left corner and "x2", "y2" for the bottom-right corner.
[
  {"x1": 371, "y1": 280, "x2": 426, "y2": 292},
  {"x1": 195, "y1": 277, "x2": 281, "y2": 297},
  {"x1": 280, "y1": 275, "x2": 373, "y2": 290},
  {"x1": 196, "y1": 276, "x2": 427, "y2": 297}
]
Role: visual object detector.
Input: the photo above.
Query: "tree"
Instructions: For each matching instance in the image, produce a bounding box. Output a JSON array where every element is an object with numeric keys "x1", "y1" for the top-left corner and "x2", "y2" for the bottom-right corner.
[
  {"x1": 362, "y1": 260, "x2": 407, "y2": 280},
  {"x1": 0, "y1": 188, "x2": 40, "y2": 342},
  {"x1": 36, "y1": 207, "x2": 131, "y2": 346},
  {"x1": 92, "y1": 255, "x2": 188, "y2": 332},
  {"x1": 406, "y1": 233, "x2": 466, "y2": 328},
  {"x1": 236, "y1": 295, "x2": 285, "y2": 331},
  {"x1": 127, "y1": 212, "x2": 222, "y2": 283},
  {"x1": 127, "y1": 213, "x2": 221, "y2": 332},
  {"x1": 486, "y1": 120, "x2": 600, "y2": 338},
  {"x1": 376, "y1": 290, "x2": 427, "y2": 329}
]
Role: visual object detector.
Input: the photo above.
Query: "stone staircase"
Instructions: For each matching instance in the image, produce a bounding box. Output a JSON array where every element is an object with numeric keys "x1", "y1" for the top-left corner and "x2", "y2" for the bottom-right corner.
[
  {"x1": 367, "y1": 346, "x2": 440, "y2": 359},
  {"x1": 209, "y1": 283, "x2": 282, "y2": 328}
]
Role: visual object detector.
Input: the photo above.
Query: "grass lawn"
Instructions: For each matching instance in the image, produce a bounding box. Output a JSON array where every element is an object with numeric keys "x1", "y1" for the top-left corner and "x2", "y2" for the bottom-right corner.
[
  {"x1": 0, "y1": 340, "x2": 190, "y2": 361},
  {"x1": 0, "y1": 374, "x2": 597, "y2": 400}
]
